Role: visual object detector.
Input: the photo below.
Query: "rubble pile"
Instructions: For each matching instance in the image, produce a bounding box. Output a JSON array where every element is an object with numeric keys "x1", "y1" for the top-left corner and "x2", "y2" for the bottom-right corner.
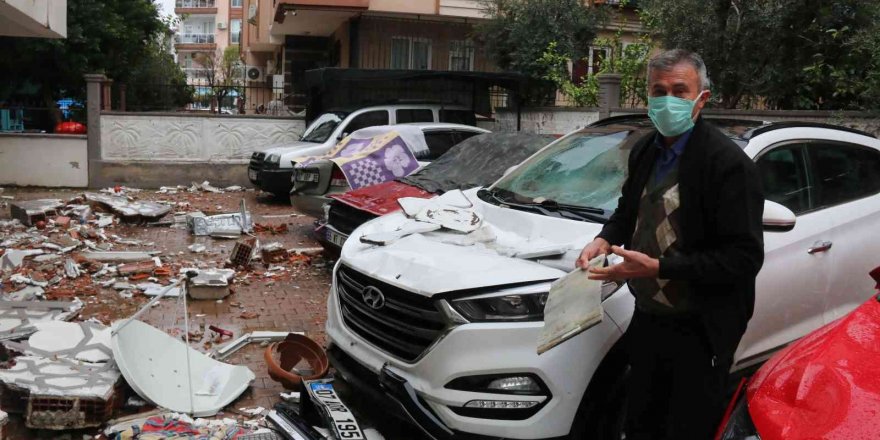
[{"x1": 0, "y1": 188, "x2": 349, "y2": 438}]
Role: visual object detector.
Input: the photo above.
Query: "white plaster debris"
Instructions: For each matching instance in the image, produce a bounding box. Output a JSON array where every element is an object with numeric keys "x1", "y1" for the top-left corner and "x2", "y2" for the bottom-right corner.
[
  {"x1": 188, "y1": 244, "x2": 207, "y2": 253},
  {"x1": 238, "y1": 406, "x2": 265, "y2": 416},
  {"x1": 8, "y1": 273, "x2": 48, "y2": 287},
  {"x1": 360, "y1": 221, "x2": 441, "y2": 246},
  {"x1": 1, "y1": 249, "x2": 44, "y2": 270}
]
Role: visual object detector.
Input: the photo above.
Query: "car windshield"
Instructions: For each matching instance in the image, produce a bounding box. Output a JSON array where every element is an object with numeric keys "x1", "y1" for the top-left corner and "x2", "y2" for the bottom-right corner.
[
  {"x1": 488, "y1": 127, "x2": 652, "y2": 217},
  {"x1": 301, "y1": 112, "x2": 348, "y2": 143}
]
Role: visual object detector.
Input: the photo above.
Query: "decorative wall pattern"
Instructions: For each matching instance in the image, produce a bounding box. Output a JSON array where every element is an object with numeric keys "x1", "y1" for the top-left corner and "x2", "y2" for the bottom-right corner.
[{"x1": 101, "y1": 114, "x2": 305, "y2": 162}]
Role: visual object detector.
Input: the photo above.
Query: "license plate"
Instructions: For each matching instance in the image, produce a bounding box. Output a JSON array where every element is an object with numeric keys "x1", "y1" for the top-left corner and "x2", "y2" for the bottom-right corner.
[
  {"x1": 306, "y1": 380, "x2": 365, "y2": 439},
  {"x1": 248, "y1": 168, "x2": 258, "y2": 181},
  {"x1": 296, "y1": 172, "x2": 320, "y2": 183},
  {"x1": 326, "y1": 228, "x2": 348, "y2": 247}
]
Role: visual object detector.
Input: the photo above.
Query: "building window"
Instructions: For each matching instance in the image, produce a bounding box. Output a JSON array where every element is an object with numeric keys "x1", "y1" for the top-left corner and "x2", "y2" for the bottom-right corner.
[
  {"x1": 588, "y1": 46, "x2": 610, "y2": 75},
  {"x1": 449, "y1": 40, "x2": 475, "y2": 71},
  {"x1": 231, "y1": 0, "x2": 242, "y2": 7},
  {"x1": 230, "y1": 19, "x2": 241, "y2": 44},
  {"x1": 391, "y1": 37, "x2": 432, "y2": 70}
]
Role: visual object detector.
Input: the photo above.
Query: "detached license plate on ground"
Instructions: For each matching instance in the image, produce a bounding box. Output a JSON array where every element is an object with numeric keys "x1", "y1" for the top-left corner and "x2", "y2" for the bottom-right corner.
[
  {"x1": 306, "y1": 380, "x2": 366, "y2": 439},
  {"x1": 296, "y1": 172, "x2": 320, "y2": 183},
  {"x1": 326, "y1": 228, "x2": 348, "y2": 248},
  {"x1": 248, "y1": 168, "x2": 258, "y2": 181}
]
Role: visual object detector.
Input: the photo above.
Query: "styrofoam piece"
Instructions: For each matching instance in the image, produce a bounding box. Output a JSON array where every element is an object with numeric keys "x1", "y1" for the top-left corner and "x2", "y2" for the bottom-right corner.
[
  {"x1": 111, "y1": 319, "x2": 256, "y2": 417},
  {"x1": 512, "y1": 243, "x2": 571, "y2": 259},
  {"x1": 360, "y1": 221, "x2": 441, "y2": 246},
  {"x1": 8, "y1": 273, "x2": 48, "y2": 287}
]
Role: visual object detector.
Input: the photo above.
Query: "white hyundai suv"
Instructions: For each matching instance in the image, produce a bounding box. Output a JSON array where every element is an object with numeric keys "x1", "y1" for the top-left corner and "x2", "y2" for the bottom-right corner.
[{"x1": 325, "y1": 117, "x2": 880, "y2": 440}]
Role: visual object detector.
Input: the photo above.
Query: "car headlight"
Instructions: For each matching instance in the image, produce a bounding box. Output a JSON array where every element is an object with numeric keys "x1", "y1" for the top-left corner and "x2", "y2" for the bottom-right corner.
[
  {"x1": 451, "y1": 284, "x2": 550, "y2": 322},
  {"x1": 266, "y1": 154, "x2": 280, "y2": 163},
  {"x1": 718, "y1": 388, "x2": 760, "y2": 440}
]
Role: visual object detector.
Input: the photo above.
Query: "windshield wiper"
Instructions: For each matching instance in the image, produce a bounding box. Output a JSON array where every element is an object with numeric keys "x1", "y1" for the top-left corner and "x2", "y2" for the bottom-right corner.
[
  {"x1": 479, "y1": 188, "x2": 603, "y2": 222},
  {"x1": 536, "y1": 199, "x2": 606, "y2": 215},
  {"x1": 477, "y1": 189, "x2": 607, "y2": 223}
]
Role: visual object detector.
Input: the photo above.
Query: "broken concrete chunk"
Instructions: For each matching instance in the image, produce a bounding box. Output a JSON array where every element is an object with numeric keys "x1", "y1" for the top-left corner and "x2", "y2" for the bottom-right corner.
[
  {"x1": 1, "y1": 249, "x2": 44, "y2": 270},
  {"x1": 188, "y1": 243, "x2": 207, "y2": 253},
  {"x1": 5, "y1": 321, "x2": 113, "y2": 364},
  {"x1": 83, "y1": 193, "x2": 171, "y2": 222},
  {"x1": 186, "y1": 268, "x2": 235, "y2": 300},
  {"x1": 117, "y1": 260, "x2": 156, "y2": 276},
  {"x1": 79, "y1": 251, "x2": 159, "y2": 263},
  {"x1": 4, "y1": 285, "x2": 45, "y2": 302},
  {"x1": 137, "y1": 283, "x2": 182, "y2": 298},
  {"x1": 64, "y1": 258, "x2": 82, "y2": 279},
  {"x1": 9, "y1": 199, "x2": 63, "y2": 226},
  {"x1": 0, "y1": 300, "x2": 83, "y2": 341},
  {"x1": 260, "y1": 242, "x2": 289, "y2": 263},
  {"x1": 8, "y1": 273, "x2": 48, "y2": 288},
  {"x1": 188, "y1": 200, "x2": 253, "y2": 236}
]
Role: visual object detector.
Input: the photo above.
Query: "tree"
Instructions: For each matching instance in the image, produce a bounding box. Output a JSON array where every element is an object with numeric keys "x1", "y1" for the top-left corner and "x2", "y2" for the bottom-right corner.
[
  {"x1": 195, "y1": 46, "x2": 244, "y2": 113},
  {"x1": 474, "y1": 0, "x2": 606, "y2": 79},
  {"x1": 0, "y1": 0, "x2": 189, "y2": 126},
  {"x1": 639, "y1": 0, "x2": 880, "y2": 110}
]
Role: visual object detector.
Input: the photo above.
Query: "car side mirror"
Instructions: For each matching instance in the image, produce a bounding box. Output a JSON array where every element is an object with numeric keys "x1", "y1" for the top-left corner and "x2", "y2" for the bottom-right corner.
[
  {"x1": 503, "y1": 165, "x2": 518, "y2": 177},
  {"x1": 763, "y1": 200, "x2": 796, "y2": 232}
]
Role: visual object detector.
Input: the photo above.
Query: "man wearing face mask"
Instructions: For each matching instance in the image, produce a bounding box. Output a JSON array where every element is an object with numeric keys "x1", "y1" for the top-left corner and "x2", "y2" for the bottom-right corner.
[{"x1": 576, "y1": 49, "x2": 764, "y2": 439}]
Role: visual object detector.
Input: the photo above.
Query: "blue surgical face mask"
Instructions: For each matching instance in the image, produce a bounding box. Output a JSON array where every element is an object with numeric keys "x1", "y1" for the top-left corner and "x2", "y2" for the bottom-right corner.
[{"x1": 647, "y1": 91, "x2": 705, "y2": 137}]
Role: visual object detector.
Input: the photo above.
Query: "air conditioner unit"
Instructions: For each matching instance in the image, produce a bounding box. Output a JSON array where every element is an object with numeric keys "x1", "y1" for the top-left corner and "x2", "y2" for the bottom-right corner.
[
  {"x1": 246, "y1": 66, "x2": 264, "y2": 82},
  {"x1": 217, "y1": 21, "x2": 227, "y2": 30}
]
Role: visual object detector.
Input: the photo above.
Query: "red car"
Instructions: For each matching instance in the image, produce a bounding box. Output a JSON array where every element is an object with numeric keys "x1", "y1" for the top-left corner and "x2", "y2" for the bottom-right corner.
[{"x1": 717, "y1": 266, "x2": 880, "y2": 440}]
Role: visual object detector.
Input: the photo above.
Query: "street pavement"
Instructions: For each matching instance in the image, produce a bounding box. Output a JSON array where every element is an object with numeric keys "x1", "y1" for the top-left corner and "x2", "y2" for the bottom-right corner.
[{"x1": 0, "y1": 187, "x2": 426, "y2": 439}]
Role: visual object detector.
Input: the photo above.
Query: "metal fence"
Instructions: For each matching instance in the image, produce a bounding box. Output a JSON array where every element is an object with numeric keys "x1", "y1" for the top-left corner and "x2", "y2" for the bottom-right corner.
[
  {"x1": 119, "y1": 81, "x2": 289, "y2": 115},
  {"x1": 0, "y1": 99, "x2": 86, "y2": 134},
  {"x1": 175, "y1": 0, "x2": 215, "y2": 8},
  {"x1": 175, "y1": 33, "x2": 215, "y2": 44}
]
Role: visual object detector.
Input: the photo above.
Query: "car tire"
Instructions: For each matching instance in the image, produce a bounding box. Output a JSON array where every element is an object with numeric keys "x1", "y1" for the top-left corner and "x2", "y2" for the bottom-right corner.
[{"x1": 568, "y1": 343, "x2": 630, "y2": 440}]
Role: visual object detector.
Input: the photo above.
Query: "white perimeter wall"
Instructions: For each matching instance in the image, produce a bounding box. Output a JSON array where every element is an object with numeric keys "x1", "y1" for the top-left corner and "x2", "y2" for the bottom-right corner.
[
  {"x1": 0, "y1": 134, "x2": 87, "y2": 187},
  {"x1": 100, "y1": 113, "x2": 306, "y2": 163}
]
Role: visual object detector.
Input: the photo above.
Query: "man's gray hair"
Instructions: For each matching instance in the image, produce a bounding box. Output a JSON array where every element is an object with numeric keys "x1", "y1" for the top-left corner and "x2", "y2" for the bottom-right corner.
[{"x1": 648, "y1": 49, "x2": 711, "y2": 91}]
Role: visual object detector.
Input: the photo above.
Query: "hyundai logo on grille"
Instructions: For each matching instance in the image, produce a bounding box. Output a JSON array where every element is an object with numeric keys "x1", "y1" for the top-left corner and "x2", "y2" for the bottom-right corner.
[{"x1": 361, "y1": 286, "x2": 385, "y2": 310}]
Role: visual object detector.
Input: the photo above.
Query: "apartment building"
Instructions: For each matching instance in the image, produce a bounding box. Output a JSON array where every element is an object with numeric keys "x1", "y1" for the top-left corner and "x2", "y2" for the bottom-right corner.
[
  {"x1": 0, "y1": 0, "x2": 66, "y2": 38},
  {"x1": 238, "y1": 0, "x2": 644, "y2": 113},
  {"x1": 175, "y1": 0, "x2": 244, "y2": 85}
]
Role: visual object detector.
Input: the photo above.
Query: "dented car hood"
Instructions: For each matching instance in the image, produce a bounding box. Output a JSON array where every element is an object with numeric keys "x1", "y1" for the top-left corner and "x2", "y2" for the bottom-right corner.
[
  {"x1": 746, "y1": 296, "x2": 880, "y2": 440},
  {"x1": 339, "y1": 192, "x2": 603, "y2": 296}
]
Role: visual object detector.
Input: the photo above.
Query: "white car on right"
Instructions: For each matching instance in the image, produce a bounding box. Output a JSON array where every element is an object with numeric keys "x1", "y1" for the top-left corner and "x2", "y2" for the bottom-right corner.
[{"x1": 326, "y1": 116, "x2": 880, "y2": 440}]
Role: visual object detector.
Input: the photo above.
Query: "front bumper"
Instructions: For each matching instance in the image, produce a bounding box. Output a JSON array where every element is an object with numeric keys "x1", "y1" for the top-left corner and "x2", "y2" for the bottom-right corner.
[
  {"x1": 325, "y1": 270, "x2": 626, "y2": 439},
  {"x1": 258, "y1": 168, "x2": 293, "y2": 196},
  {"x1": 290, "y1": 193, "x2": 332, "y2": 219}
]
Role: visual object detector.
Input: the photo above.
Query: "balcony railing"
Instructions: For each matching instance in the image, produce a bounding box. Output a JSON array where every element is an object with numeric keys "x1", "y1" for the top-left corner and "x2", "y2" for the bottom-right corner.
[
  {"x1": 176, "y1": 33, "x2": 216, "y2": 44},
  {"x1": 183, "y1": 68, "x2": 211, "y2": 79},
  {"x1": 176, "y1": 0, "x2": 216, "y2": 8}
]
